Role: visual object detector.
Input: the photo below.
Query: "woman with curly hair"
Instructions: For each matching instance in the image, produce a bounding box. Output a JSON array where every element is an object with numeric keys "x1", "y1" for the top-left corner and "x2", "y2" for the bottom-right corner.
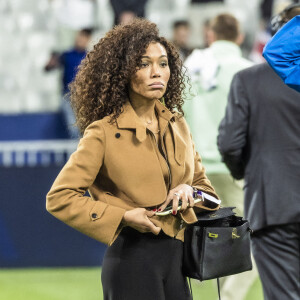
[{"x1": 46, "y1": 18, "x2": 219, "y2": 299}]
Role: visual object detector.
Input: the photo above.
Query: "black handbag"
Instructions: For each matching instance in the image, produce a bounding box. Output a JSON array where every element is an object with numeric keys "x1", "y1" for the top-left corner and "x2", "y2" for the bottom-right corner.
[{"x1": 183, "y1": 207, "x2": 253, "y2": 281}]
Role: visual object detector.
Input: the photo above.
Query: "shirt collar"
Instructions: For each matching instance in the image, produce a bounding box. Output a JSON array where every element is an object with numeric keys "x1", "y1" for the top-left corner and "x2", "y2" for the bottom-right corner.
[{"x1": 210, "y1": 40, "x2": 242, "y2": 59}]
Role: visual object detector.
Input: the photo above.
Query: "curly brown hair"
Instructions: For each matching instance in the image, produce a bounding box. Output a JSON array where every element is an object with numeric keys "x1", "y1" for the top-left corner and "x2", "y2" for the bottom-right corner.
[{"x1": 70, "y1": 18, "x2": 187, "y2": 134}]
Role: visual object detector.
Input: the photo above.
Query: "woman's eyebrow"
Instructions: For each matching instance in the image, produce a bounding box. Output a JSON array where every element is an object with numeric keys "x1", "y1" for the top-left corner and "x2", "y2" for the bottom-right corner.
[{"x1": 141, "y1": 55, "x2": 168, "y2": 59}]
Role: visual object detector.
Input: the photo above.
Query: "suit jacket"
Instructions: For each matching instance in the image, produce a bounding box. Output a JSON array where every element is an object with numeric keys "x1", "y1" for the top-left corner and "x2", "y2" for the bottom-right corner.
[
  {"x1": 218, "y1": 63, "x2": 300, "y2": 231},
  {"x1": 47, "y1": 100, "x2": 218, "y2": 245}
]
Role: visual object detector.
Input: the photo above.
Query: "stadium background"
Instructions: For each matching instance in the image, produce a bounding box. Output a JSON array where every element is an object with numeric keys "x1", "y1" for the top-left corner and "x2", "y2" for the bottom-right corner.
[{"x1": 0, "y1": 0, "x2": 291, "y2": 299}]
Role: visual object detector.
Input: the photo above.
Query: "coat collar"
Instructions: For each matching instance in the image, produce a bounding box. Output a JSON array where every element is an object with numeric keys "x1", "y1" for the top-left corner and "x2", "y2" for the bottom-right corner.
[{"x1": 116, "y1": 100, "x2": 175, "y2": 142}]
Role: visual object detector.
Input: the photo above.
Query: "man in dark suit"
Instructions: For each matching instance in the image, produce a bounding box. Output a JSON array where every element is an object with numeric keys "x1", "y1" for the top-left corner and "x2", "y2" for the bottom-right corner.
[
  {"x1": 217, "y1": 60, "x2": 300, "y2": 299},
  {"x1": 218, "y1": 7, "x2": 300, "y2": 299}
]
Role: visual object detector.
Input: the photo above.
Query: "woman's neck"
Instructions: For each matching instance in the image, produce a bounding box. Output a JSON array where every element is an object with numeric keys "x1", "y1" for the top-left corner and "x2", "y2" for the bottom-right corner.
[{"x1": 130, "y1": 95, "x2": 157, "y2": 122}]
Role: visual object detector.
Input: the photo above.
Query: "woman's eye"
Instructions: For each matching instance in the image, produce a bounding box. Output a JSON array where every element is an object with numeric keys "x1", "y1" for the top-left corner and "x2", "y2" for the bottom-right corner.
[
  {"x1": 140, "y1": 62, "x2": 148, "y2": 68},
  {"x1": 160, "y1": 62, "x2": 168, "y2": 67}
]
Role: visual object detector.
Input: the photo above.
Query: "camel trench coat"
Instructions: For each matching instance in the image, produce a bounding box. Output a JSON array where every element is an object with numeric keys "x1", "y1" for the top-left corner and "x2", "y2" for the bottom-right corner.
[{"x1": 46, "y1": 100, "x2": 219, "y2": 246}]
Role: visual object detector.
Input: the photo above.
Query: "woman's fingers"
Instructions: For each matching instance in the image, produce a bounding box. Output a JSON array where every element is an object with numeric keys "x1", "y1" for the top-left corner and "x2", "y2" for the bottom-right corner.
[
  {"x1": 180, "y1": 190, "x2": 195, "y2": 211},
  {"x1": 145, "y1": 210, "x2": 156, "y2": 218},
  {"x1": 180, "y1": 192, "x2": 189, "y2": 211},
  {"x1": 172, "y1": 192, "x2": 180, "y2": 215},
  {"x1": 157, "y1": 194, "x2": 172, "y2": 212},
  {"x1": 144, "y1": 210, "x2": 161, "y2": 235},
  {"x1": 187, "y1": 192, "x2": 195, "y2": 208},
  {"x1": 146, "y1": 219, "x2": 161, "y2": 235},
  {"x1": 157, "y1": 185, "x2": 194, "y2": 214}
]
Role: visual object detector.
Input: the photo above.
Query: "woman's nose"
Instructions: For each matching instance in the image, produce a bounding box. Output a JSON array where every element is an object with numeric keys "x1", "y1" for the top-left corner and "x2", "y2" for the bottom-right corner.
[{"x1": 151, "y1": 65, "x2": 161, "y2": 77}]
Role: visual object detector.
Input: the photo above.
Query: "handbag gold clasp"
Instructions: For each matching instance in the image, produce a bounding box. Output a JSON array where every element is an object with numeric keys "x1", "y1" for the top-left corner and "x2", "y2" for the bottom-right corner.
[
  {"x1": 208, "y1": 232, "x2": 218, "y2": 238},
  {"x1": 232, "y1": 228, "x2": 240, "y2": 239}
]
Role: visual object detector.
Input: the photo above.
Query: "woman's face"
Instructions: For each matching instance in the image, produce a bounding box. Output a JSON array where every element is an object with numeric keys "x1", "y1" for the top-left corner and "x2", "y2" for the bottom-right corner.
[{"x1": 129, "y1": 42, "x2": 170, "y2": 102}]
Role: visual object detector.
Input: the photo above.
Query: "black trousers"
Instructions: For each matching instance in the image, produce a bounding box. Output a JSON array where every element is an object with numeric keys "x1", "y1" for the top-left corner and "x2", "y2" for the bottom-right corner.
[
  {"x1": 101, "y1": 227, "x2": 192, "y2": 300},
  {"x1": 252, "y1": 223, "x2": 300, "y2": 300}
]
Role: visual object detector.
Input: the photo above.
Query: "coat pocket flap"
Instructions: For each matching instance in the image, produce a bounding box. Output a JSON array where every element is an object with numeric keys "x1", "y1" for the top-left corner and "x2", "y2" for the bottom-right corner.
[{"x1": 89, "y1": 201, "x2": 108, "y2": 221}]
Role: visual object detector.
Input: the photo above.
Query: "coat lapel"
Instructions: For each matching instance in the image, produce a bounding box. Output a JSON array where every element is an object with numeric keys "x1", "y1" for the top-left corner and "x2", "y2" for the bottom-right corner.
[
  {"x1": 116, "y1": 100, "x2": 176, "y2": 143},
  {"x1": 116, "y1": 102, "x2": 147, "y2": 142}
]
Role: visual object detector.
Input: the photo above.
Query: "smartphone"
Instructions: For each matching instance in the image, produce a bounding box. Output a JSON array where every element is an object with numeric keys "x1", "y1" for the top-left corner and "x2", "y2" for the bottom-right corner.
[{"x1": 155, "y1": 191, "x2": 221, "y2": 216}]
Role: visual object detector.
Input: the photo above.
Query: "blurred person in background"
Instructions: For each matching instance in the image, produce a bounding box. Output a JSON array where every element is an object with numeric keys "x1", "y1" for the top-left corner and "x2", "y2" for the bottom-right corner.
[
  {"x1": 263, "y1": 4, "x2": 300, "y2": 92},
  {"x1": 44, "y1": 28, "x2": 93, "y2": 138},
  {"x1": 46, "y1": 19, "x2": 219, "y2": 300},
  {"x1": 172, "y1": 20, "x2": 192, "y2": 62},
  {"x1": 183, "y1": 13, "x2": 257, "y2": 300},
  {"x1": 249, "y1": 0, "x2": 300, "y2": 63},
  {"x1": 218, "y1": 5, "x2": 300, "y2": 300},
  {"x1": 202, "y1": 19, "x2": 211, "y2": 49},
  {"x1": 188, "y1": 0, "x2": 226, "y2": 48},
  {"x1": 248, "y1": 0, "x2": 274, "y2": 63},
  {"x1": 110, "y1": 0, "x2": 148, "y2": 25},
  {"x1": 50, "y1": 0, "x2": 97, "y2": 51}
]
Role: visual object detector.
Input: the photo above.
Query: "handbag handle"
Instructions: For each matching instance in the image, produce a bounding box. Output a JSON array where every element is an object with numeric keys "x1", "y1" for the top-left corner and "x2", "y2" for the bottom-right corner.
[{"x1": 217, "y1": 278, "x2": 221, "y2": 300}]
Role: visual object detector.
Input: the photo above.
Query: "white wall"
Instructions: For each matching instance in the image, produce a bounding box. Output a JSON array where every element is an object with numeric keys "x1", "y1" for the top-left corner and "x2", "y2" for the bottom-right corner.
[{"x1": 0, "y1": 0, "x2": 262, "y2": 114}]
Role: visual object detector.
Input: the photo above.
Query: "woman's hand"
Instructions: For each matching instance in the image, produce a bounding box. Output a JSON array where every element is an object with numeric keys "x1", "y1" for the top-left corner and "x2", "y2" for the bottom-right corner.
[
  {"x1": 158, "y1": 184, "x2": 194, "y2": 215},
  {"x1": 122, "y1": 208, "x2": 161, "y2": 235}
]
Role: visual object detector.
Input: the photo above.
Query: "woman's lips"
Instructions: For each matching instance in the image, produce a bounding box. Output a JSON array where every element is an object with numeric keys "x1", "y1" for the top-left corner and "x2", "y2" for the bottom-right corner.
[{"x1": 149, "y1": 82, "x2": 164, "y2": 89}]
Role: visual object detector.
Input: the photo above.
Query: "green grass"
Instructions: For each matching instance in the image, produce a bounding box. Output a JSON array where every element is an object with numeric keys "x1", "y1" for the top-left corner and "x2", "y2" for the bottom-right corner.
[{"x1": 0, "y1": 268, "x2": 263, "y2": 300}]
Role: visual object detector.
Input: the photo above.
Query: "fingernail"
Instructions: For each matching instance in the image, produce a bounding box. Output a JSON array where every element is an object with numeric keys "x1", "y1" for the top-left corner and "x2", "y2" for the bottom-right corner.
[
  {"x1": 152, "y1": 208, "x2": 157, "y2": 212},
  {"x1": 172, "y1": 210, "x2": 177, "y2": 215},
  {"x1": 158, "y1": 209, "x2": 161, "y2": 212}
]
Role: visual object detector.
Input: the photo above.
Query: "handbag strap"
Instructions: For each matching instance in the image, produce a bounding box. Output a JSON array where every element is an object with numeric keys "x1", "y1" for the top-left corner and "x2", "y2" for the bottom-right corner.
[
  {"x1": 188, "y1": 277, "x2": 193, "y2": 298},
  {"x1": 217, "y1": 278, "x2": 221, "y2": 300}
]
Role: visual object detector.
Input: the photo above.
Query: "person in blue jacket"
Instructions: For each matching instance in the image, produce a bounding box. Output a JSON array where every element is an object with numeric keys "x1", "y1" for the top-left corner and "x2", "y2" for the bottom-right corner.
[
  {"x1": 45, "y1": 28, "x2": 93, "y2": 138},
  {"x1": 263, "y1": 3, "x2": 300, "y2": 92}
]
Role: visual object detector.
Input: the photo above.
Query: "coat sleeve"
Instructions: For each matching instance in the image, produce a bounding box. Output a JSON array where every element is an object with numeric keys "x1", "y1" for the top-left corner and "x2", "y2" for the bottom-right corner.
[
  {"x1": 46, "y1": 121, "x2": 126, "y2": 246},
  {"x1": 217, "y1": 72, "x2": 249, "y2": 180},
  {"x1": 191, "y1": 143, "x2": 219, "y2": 199},
  {"x1": 176, "y1": 116, "x2": 217, "y2": 200},
  {"x1": 263, "y1": 16, "x2": 300, "y2": 92},
  {"x1": 179, "y1": 117, "x2": 218, "y2": 199},
  {"x1": 178, "y1": 132, "x2": 219, "y2": 223}
]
